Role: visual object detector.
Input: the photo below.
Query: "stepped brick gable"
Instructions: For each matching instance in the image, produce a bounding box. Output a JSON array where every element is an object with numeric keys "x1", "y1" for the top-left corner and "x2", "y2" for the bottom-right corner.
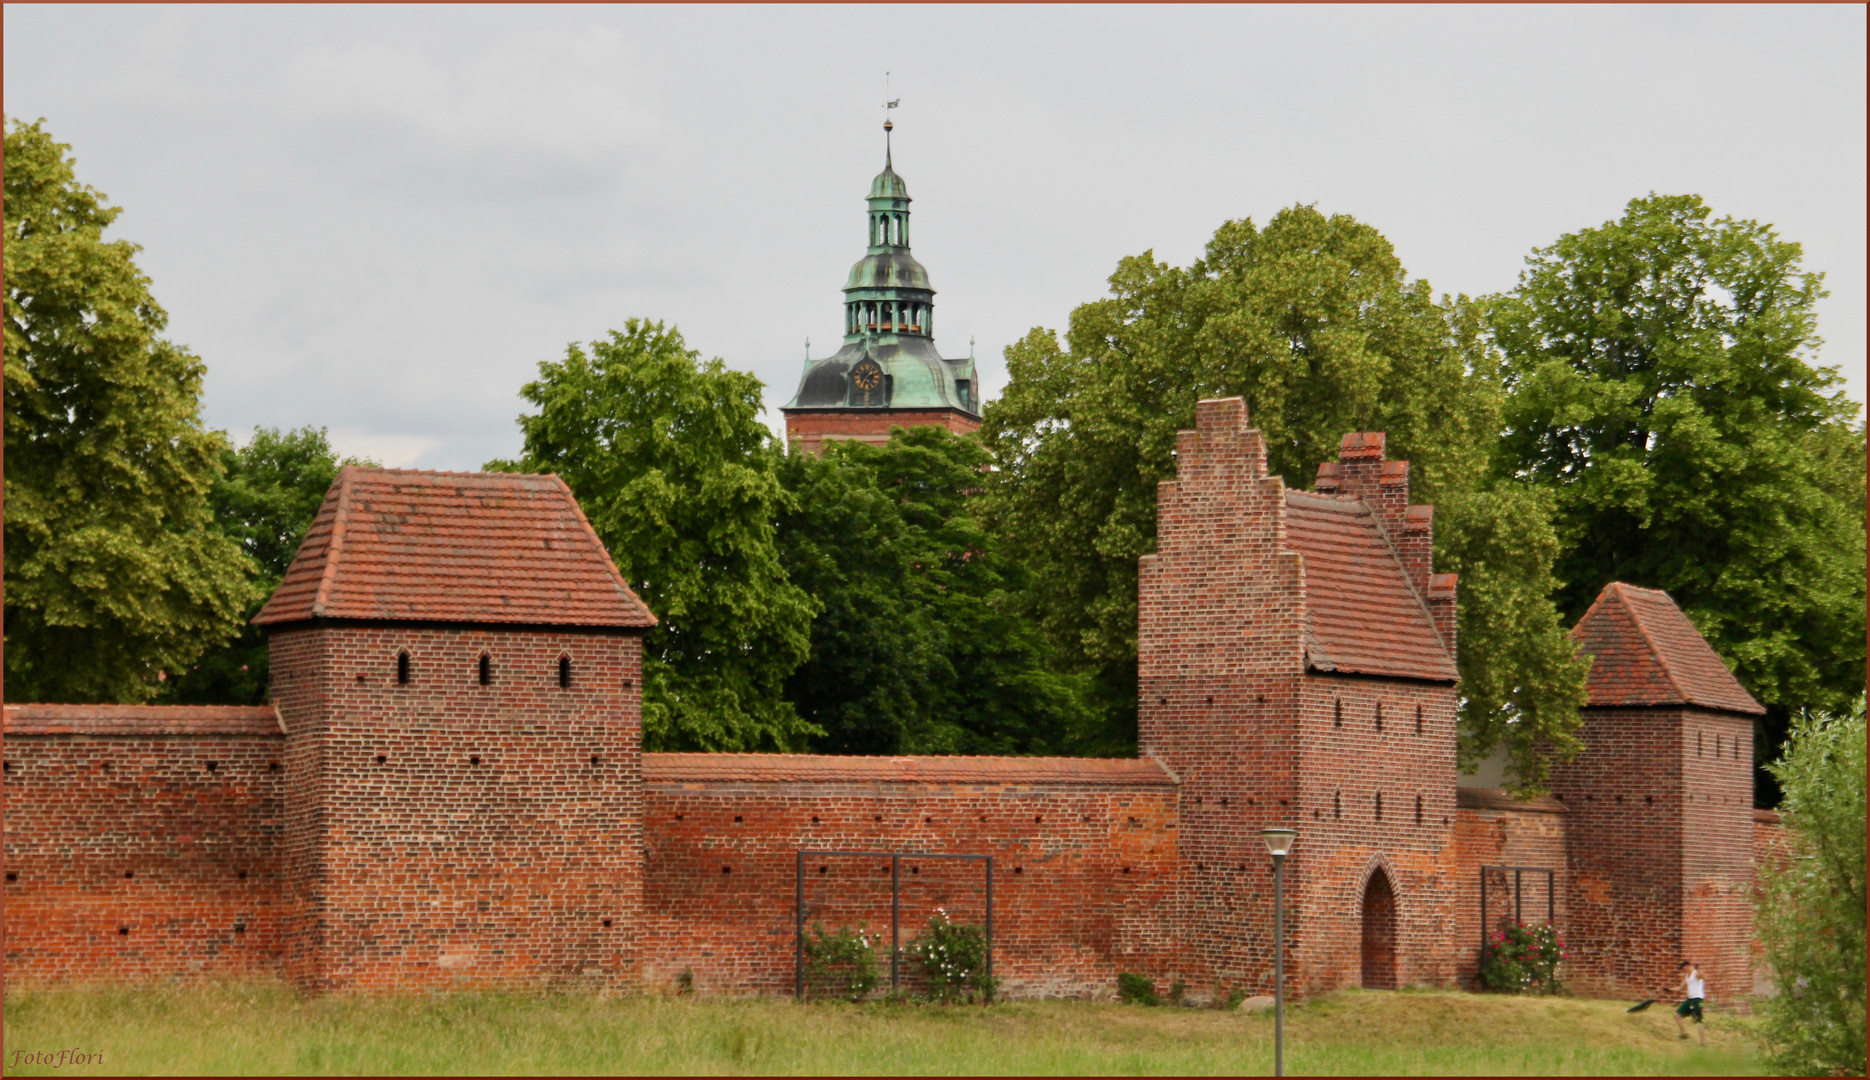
[
  {"x1": 1552, "y1": 583, "x2": 1762, "y2": 1003},
  {"x1": 1, "y1": 418, "x2": 1774, "y2": 1006},
  {"x1": 1139, "y1": 399, "x2": 1460, "y2": 997}
]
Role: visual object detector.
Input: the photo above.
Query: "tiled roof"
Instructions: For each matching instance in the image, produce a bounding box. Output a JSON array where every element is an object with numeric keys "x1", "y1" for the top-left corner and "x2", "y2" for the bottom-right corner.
[
  {"x1": 1283, "y1": 491, "x2": 1458, "y2": 683},
  {"x1": 4, "y1": 704, "x2": 283, "y2": 736},
  {"x1": 644, "y1": 753, "x2": 1176, "y2": 787},
  {"x1": 253, "y1": 468, "x2": 656, "y2": 630},
  {"x1": 1570, "y1": 583, "x2": 1763, "y2": 715},
  {"x1": 1455, "y1": 786, "x2": 1567, "y2": 814}
]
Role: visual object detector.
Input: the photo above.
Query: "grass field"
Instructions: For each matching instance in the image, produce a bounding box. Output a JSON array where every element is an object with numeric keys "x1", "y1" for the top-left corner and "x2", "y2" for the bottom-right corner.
[{"x1": 1, "y1": 982, "x2": 1761, "y2": 1076}]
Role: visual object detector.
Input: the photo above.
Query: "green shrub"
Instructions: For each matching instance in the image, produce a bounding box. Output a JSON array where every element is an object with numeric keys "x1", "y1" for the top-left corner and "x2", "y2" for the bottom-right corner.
[
  {"x1": 1478, "y1": 921, "x2": 1564, "y2": 995},
  {"x1": 803, "y1": 925, "x2": 879, "y2": 1002},
  {"x1": 1117, "y1": 972, "x2": 1159, "y2": 1005},
  {"x1": 905, "y1": 910, "x2": 997, "y2": 1003},
  {"x1": 1757, "y1": 698, "x2": 1866, "y2": 1076}
]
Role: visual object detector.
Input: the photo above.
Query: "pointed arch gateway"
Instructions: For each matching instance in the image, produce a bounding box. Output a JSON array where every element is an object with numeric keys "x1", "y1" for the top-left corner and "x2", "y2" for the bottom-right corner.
[{"x1": 1360, "y1": 867, "x2": 1397, "y2": 989}]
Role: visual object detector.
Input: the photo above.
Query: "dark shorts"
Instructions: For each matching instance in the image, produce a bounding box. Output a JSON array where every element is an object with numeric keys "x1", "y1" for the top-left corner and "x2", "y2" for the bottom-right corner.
[{"x1": 1676, "y1": 997, "x2": 1704, "y2": 1022}]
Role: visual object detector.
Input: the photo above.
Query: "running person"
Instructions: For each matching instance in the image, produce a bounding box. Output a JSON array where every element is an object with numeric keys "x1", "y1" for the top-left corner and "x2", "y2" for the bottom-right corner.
[{"x1": 1673, "y1": 961, "x2": 1706, "y2": 1044}]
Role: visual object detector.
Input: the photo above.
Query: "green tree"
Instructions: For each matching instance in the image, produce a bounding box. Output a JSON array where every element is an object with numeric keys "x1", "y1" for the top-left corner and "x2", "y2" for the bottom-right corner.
[
  {"x1": 160, "y1": 427, "x2": 371, "y2": 705},
  {"x1": 778, "y1": 426, "x2": 1098, "y2": 755},
  {"x1": 1756, "y1": 697, "x2": 1866, "y2": 1075},
  {"x1": 1489, "y1": 193, "x2": 1866, "y2": 801},
  {"x1": 491, "y1": 319, "x2": 817, "y2": 751},
  {"x1": 983, "y1": 206, "x2": 1587, "y2": 780},
  {"x1": 4, "y1": 118, "x2": 256, "y2": 703}
]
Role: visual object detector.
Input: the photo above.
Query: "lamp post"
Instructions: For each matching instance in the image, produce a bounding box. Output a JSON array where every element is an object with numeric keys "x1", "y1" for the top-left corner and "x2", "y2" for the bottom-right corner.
[{"x1": 1260, "y1": 827, "x2": 1297, "y2": 1077}]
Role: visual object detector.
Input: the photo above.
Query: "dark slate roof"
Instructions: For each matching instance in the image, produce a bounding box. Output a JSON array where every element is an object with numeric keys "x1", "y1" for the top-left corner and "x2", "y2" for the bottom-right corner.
[
  {"x1": 644, "y1": 753, "x2": 1175, "y2": 787},
  {"x1": 253, "y1": 467, "x2": 656, "y2": 630},
  {"x1": 783, "y1": 336, "x2": 978, "y2": 415},
  {"x1": 1570, "y1": 582, "x2": 1763, "y2": 715},
  {"x1": 1284, "y1": 491, "x2": 1458, "y2": 683},
  {"x1": 4, "y1": 704, "x2": 283, "y2": 736}
]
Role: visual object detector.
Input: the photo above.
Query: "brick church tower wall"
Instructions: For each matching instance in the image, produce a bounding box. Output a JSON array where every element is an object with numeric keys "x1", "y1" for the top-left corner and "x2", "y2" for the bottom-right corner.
[
  {"x1": 2, "y1": 706, "x2": 287, "y2": 984},
  {"x1": 785, "y1": 409, "x2": 980, "y2": 456},
  {"x1": 269, "y1": 623, "x2": 645, "y2": 993}
]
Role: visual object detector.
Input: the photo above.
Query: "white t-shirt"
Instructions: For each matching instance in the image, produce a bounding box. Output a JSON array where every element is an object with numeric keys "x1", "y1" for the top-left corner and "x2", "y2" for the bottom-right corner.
[{"x1": 1687, "y1": 971, "x2": 1706, "y2": 999}]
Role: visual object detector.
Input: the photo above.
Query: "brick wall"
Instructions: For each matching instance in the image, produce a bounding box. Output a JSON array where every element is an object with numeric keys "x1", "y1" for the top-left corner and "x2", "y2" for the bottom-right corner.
[
  {"x1": 1295, "y1": 675, "x2": 1461, "y2": 994},
  {"x1": 268, "y1": 622, "x2": 644, "y2": 992},
  {"x1": 1550, "y1": 706, "x2": 1681, "y2": 998},
  {"x1": 1680, "y1": 707, "x2": 1755, "y2": 1008},
  {"x1": 783, "y1": 408, "x2": 980, "y2": 455},
  {"x1": 1138, "y1": 398, "x2": 1304, "y2": 996},
  {"x1": 638, "y1": 754, "x2": 1179, "y2": 999},
  {"x1": 1449, "y1": 788, "x2": 1569, "y2": 988},
  {"x1": 2, "y1": 706, "x2": 286, "y2": 984}
]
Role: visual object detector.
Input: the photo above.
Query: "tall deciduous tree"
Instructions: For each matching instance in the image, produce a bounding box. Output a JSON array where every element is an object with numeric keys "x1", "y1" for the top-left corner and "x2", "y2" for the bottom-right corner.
[
  {"x1": 492, "y1": 319, "x2": 818, "y2": 752},
  {"x1": 983, "y1": 206, "x2": 1588, "y2": 783},
  {"x1": 1488, "y1": 193, "x2": 1866, "y2": 799},
  {"x1": 161, "y1": 427, "x2": 371, "y2": 705},
  {"x1": 4, "y1": 118, "x2": 256, "y2": 703},
  {"x1": 778, "y1": 426, "x2": 1099, "y2": 756},
  {"x1": 1756, "y1": 697, "x2": 1866, "y2": 1075}
]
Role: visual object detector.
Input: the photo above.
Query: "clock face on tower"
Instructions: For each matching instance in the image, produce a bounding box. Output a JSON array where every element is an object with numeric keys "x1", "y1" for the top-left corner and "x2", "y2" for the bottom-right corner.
[{"x1": 851, "y1": 360, "x2": 884, "y2": 405}]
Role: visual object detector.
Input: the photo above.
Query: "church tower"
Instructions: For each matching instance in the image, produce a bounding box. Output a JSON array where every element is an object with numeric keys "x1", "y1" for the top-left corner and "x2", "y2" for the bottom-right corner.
[{"x1": 781, "y1": 122, "x2": 982, "y2": 454}]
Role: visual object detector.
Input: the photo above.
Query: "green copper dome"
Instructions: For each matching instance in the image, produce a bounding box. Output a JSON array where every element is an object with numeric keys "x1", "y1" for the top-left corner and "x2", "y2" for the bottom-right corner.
[
  {"x1": 868, "y1": 164, "x2": 910, "y2": 200},
  {"x1": 782, "y1": 147, "x2": 979, "y2": 419}
]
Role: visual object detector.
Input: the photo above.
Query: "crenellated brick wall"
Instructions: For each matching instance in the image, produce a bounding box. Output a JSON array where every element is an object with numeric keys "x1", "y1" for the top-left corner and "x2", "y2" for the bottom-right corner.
[
  {"x1": 637, "y1": 754, "x2": 1180, "y2": 999},
  {"x1": 2, "y1": 706, "x2": 287, "y2": 985},
  {"x1": 268, "y1": 623, "x2": 645, "y2": 993}
]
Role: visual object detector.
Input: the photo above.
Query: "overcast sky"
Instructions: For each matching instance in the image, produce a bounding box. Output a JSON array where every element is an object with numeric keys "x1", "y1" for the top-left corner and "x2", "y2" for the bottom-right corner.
[{"x1": 6, "y1": 5, "x2": 1864, "y2": 469}]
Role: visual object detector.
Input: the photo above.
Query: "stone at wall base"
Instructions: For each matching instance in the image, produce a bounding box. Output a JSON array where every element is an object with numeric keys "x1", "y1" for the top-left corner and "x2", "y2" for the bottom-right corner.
[{"x1": 1239, "y1": 995, "x2": 1276, "y2": 1013}]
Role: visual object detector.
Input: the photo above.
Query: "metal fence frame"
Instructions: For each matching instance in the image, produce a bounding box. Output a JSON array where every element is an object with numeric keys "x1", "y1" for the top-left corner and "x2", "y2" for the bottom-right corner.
[
  {"x1": 1478, "y1": 863, "x2": 1556, "y2": 950},
  {"x1": 794, "y1": 849, "x2": 994, "y2": 1001}
]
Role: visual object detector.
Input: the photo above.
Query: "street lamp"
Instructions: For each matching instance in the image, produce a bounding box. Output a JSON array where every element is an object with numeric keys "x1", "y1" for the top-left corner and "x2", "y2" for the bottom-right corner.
[{"x1": 1261, "y1": 827, "x2": 1297, "y2": 1077}]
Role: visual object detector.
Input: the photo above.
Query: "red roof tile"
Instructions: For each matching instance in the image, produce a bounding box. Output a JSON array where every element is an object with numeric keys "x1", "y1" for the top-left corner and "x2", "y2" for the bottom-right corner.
[
  {"x1": 643, "y1": 753, "x2": 1176, "y2": 787},
  {"x1": 1284, "y1": 491, "x2": 1458, "y2": 682},
  {"x1": 1570, "y1": 583, "x2": 1763, "y2": 715},
  {"x1": 253, "y1": 467, "x2": 656, "y2": 630},
  {"x1": 4, "y1": 704, "x2": 283, "y2": 736}
]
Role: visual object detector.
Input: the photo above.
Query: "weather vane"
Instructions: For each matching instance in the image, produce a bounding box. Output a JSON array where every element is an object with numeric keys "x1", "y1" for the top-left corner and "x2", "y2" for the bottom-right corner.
[{"x1": 883, "y1": 72, "x2": 899, "y2": 158}]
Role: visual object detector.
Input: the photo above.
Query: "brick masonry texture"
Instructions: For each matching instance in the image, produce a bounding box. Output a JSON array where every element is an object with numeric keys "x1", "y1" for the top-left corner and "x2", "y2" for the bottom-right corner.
[
  {"x1": 2, "y1": 408, "x2": 1774, "y2": 1003},
  {"x1": 638, "y1": 755, "x2": 1178, "y2": 998},
  {"x1": 3, "y1": 706, "x2": 286, "y2": 985},
  {"x1": 268, "y1": 623, "x2": 645, "y2": 992},
  {"x1": 783, "y1": 408, "x2": 980, "y2": 456}
]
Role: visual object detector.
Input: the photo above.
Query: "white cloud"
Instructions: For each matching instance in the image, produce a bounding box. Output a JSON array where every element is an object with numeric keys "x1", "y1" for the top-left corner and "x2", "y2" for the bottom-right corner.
[
  {"x1": 278, "y1": 27, "x2": 661, "y2": 167},
  {"x1": 326, "y1": 429, "x2": 440, "y2": 469}
]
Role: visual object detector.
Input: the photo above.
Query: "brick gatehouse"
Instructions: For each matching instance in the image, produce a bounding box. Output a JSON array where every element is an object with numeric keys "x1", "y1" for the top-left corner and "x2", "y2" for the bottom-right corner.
[{"x1": 2, "y1": 399, "x2": 1779, "y2": 1002}]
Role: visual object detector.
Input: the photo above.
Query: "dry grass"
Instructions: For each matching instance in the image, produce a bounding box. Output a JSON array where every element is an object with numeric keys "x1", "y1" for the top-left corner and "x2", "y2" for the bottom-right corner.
[{"x1": 1, "y1": 981, "x2": 1761, "y2": 1075}]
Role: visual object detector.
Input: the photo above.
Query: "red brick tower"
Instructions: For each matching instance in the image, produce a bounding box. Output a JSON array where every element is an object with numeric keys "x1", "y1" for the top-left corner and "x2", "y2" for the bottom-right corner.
[
  {"x1": 254, "y1": 468, "x2": 657, "y2": 992},
  {"x1": 1550, "y1": 583, "x2": 1763, "y2": 1002},
  {"x1": 1139, "y1": 399, "x2": 1461, "y2": 999}
]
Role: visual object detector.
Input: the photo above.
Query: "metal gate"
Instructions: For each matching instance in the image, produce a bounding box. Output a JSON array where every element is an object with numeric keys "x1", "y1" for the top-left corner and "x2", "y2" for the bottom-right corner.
[
  {"x1": 1478, "y1": 863, "x2": 1556, "y2": 946},
  {"x1": 793, "y1": 849, "x2": 993, "y2": 1000}
]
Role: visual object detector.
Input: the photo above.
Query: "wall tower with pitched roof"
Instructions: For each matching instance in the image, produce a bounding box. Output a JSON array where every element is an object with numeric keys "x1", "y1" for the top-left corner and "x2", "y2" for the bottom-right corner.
[{"x1": 253, "y1": 467, "x2": 657, "y2": 991}]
